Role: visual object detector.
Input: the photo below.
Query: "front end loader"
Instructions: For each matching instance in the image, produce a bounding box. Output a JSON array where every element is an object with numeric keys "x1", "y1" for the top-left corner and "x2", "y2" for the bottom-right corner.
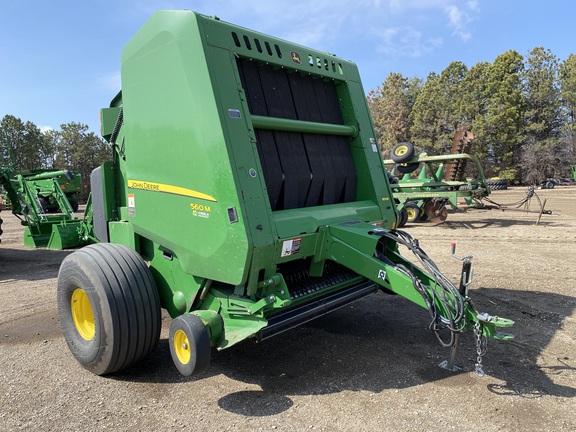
[{"x1": 0, "y1": 140, "x2": 85, "y2": 249}]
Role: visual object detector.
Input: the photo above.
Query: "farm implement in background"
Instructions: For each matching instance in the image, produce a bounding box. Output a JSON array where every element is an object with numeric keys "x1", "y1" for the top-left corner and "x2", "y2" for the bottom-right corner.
[
  {"x1": 540, "y1": 164, "x2": 576, "y2": 189},
  {"x1": 20, "y1": 168, "x2": 82, "y2": 212},
  {"x1": 0, "y1": 140, "x2": 89, "y2": 249},
  {"x1": 385, "y1": 134, "x2": 551, "y2": 226}
]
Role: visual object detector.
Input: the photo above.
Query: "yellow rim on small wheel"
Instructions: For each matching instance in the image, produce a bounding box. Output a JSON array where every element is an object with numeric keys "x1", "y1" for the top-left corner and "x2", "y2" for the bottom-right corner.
[
  {"x1": 391, "y1": 142, "x2": 415, "y2": 163},
  {"x1": 71, "y1": 288, "x2": 95, "y2": 341},
  {"x1": 174, "y1": 329, "x2": 191, "y2": 365},
  {"x1": 406, "y1": 207, "x2": 417, "y2": 220},
  {"x1": 169, "y1": 313, "x2": 212, "y2": 376},
  {"x1": 395, "y1": 145, "x2": 408, "y2": 156}
]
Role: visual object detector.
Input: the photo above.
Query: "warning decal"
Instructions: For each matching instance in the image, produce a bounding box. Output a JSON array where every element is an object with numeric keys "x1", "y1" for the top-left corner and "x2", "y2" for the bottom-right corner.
[
  {"x1": 128, "y1": 194, "x2": 135, "y2": 217},
  {"x1": 281, "y1": 238, "x2": 302, "y2": 257}
]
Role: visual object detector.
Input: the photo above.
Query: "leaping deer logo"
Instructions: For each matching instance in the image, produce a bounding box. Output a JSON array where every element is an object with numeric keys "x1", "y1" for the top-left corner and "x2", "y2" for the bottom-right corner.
[{"x1": 291, "y1": 51, "x2": 302, "y2": 65}]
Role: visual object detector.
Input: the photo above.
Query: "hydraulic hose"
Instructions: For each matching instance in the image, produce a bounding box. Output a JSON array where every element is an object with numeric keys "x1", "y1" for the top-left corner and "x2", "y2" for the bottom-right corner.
[{"x1": 377, "y1": 229, "x2": 466, "y2": 347}]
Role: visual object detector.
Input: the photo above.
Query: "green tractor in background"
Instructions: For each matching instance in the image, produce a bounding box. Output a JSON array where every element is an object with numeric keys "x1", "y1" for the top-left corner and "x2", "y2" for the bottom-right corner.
[
  {"x1": 20, "y1": 169, "x2": 82, "y2": 212},
  {"x1": 0, "y1": 138, "x2": 88, "y2": 248}
]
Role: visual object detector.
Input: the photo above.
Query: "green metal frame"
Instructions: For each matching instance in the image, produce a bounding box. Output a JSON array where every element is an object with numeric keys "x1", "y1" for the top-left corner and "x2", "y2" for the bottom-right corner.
[
  {"x1": 18, "y1": 173, "x2": 85, "y2": 249},
  {"x1": 21, "y1": 169, "x2": 82, "y2": 210},
  {"x1": 0, "y1": 142, "x2": 86, "y2": 249},
  {"x1": 384, "y1": 153, "x2": 491, "y2": 214}
]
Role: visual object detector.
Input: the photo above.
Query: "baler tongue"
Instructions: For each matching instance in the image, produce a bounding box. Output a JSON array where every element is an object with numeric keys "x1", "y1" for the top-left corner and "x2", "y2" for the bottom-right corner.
[
  {"x1": 476, "y1": 312, "x2": 515, "y2": 339},
  {"x1": 314, "y1": 221, "x2": 514, "y2": 372}
]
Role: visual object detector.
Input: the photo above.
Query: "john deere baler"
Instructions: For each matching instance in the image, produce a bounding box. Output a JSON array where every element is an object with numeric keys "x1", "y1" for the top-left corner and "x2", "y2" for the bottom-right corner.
[{"x1": 57, "y1": 10, "x2": 512, "y2": 377}]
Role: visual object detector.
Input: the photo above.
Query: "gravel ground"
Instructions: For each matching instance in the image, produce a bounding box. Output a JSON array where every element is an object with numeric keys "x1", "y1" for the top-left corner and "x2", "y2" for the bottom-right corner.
[{"x1": 1, "y1": 186, "x2": 575, "y2": 431}]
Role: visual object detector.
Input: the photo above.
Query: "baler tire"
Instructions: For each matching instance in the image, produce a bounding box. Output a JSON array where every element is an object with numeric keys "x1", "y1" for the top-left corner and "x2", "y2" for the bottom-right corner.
[
  {"x1": 390, "y1": 142, "x2": 415, "y2": 163},
  {"x1": 405, "y1": 202, "x2": 421, "y2": 223},
  {"x1": 57, "y1": 243, "x2": 161, "y2": 375},
  {"x1": 169, "y1": 314, "x2": 211, "y2": 377}
]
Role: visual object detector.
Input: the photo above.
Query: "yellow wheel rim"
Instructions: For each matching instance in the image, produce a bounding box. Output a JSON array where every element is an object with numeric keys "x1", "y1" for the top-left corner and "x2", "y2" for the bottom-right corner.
[
  {"x1": 174, "y1": 329, "x2": 191, "y2": 365},
  {"x1": 406, "y1": 207, "x2": 417, "y2": 220},
  {"x1": 395, "y1": 145, "x2": 408, "y2": 156},
  {"x1": 71, "y1": 288, "x2": 95, "y2": 341}
]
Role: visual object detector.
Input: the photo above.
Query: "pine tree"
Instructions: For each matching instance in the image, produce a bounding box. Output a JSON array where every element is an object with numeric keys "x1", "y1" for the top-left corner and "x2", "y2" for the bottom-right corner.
[
  {"x1": 367, "y1": 73, "x2": 421, "y2": 154},
  {"x1": 410, "y1": 62, "x2": 468, "y2": 154},
  {"x1": 484, "y1": 50, "x2": 525, "y2": 179},
  {"x1": 521, "y1": 47, "x2": 563, "y2": 183},
  {"x1": 559, "y1": 54, "x2": 576, "y2": 167},
  {"x1": 0, "y1": 115, "x2": 49, "y2": 170},
  {"x1": 52, "y1": 122, "x2": 110, "y2": 200}
]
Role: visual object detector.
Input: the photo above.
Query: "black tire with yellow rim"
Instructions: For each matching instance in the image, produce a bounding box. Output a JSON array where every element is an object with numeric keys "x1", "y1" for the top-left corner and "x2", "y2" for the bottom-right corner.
[
  {"x1": 169, "y1": 313, "x2": 211, "y2": 376},
  {"x1": 390, "y1": 142, "x2": 415, "y2": 163},
  {"x1": 404, "y1": 202, "x2": 421, "y2": 223},
  {"x1": 57, "y1": 243, "x2": 161, "y2": 375},
  {"x1": 396, "y1": 162, "x2": 419, "y2": 174}
]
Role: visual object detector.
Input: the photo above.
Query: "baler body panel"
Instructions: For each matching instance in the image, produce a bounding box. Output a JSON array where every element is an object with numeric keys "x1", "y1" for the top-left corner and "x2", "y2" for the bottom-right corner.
[
  {"x1": 113, "y1": 10, "x2": 396, "y2": 289},
  {"x1": 119, "y1": 12, "x2": 252, "y2": 285}
]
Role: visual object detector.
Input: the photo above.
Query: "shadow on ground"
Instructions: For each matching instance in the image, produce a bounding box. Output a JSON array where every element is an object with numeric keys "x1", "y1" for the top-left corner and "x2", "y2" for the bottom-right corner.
[{"x1": 112, "y1": 287, "x2": 576, "y2": 416}]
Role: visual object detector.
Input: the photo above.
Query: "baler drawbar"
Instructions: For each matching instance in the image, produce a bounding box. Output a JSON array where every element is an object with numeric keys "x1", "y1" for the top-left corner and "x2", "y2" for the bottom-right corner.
[{"x1": 57, "y1": 10, "x2": 513, "y2": 377}]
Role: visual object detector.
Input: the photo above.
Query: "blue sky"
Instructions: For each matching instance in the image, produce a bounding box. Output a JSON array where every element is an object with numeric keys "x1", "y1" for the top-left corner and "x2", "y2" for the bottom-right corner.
[{"x1": 1, "y1": 1, "x2": 574, "y2": 135}]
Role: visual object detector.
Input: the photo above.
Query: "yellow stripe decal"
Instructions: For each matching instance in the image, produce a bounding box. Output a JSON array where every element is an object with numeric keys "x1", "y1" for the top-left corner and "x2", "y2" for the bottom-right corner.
[{"x1": 127, "y1": 180, "x2": 217, "y2": 202}]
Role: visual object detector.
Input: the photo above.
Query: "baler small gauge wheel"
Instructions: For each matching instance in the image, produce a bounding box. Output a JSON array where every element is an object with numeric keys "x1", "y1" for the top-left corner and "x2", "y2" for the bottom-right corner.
[
  {"x1": 390, "y1": 142, "x2": 415, "y2": 163},
  {"x1": 405, "y1": 202, "x2": 421, "y2": 223},
  {"x1": 169, "y1": 314, "x2": 211, "y2": 376},
  {"x1": 57, "y1": 243, "x2": 161, "y2": 375}
]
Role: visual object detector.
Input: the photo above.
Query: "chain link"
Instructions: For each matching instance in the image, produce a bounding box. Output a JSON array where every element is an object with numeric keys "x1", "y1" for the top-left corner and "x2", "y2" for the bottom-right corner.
[{"x1": 473, "y1": 321, "x2": 488, "y2": 377}]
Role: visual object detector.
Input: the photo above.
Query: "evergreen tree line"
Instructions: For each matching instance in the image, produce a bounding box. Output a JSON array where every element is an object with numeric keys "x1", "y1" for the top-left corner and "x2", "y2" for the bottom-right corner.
[
  {"x1": 0, "y1": 114, "x2": 109, "y2": 201},
  {"x1": 367, "y1": 47, "x2": 576, "y2": 184},
  {"x1": 3, "y1": 45, "x2": 575, "y2": 199}
]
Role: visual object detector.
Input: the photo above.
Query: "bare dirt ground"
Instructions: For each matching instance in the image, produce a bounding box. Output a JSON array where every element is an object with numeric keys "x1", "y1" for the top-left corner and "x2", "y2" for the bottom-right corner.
[{"x1": 1, "y1": 186, "x2": 575, "y2": 431}]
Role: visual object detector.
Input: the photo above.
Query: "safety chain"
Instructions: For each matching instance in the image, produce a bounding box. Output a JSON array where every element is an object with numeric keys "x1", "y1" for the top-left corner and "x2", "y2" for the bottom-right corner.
[{"x1": 473, "y1": 321, "x2": 488, "y2": 377}]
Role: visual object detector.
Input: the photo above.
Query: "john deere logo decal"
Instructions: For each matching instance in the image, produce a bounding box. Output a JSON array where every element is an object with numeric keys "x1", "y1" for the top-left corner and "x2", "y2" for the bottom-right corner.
[{"x1": 291, "y1": 51, "x2": 302, "y2": 65}]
